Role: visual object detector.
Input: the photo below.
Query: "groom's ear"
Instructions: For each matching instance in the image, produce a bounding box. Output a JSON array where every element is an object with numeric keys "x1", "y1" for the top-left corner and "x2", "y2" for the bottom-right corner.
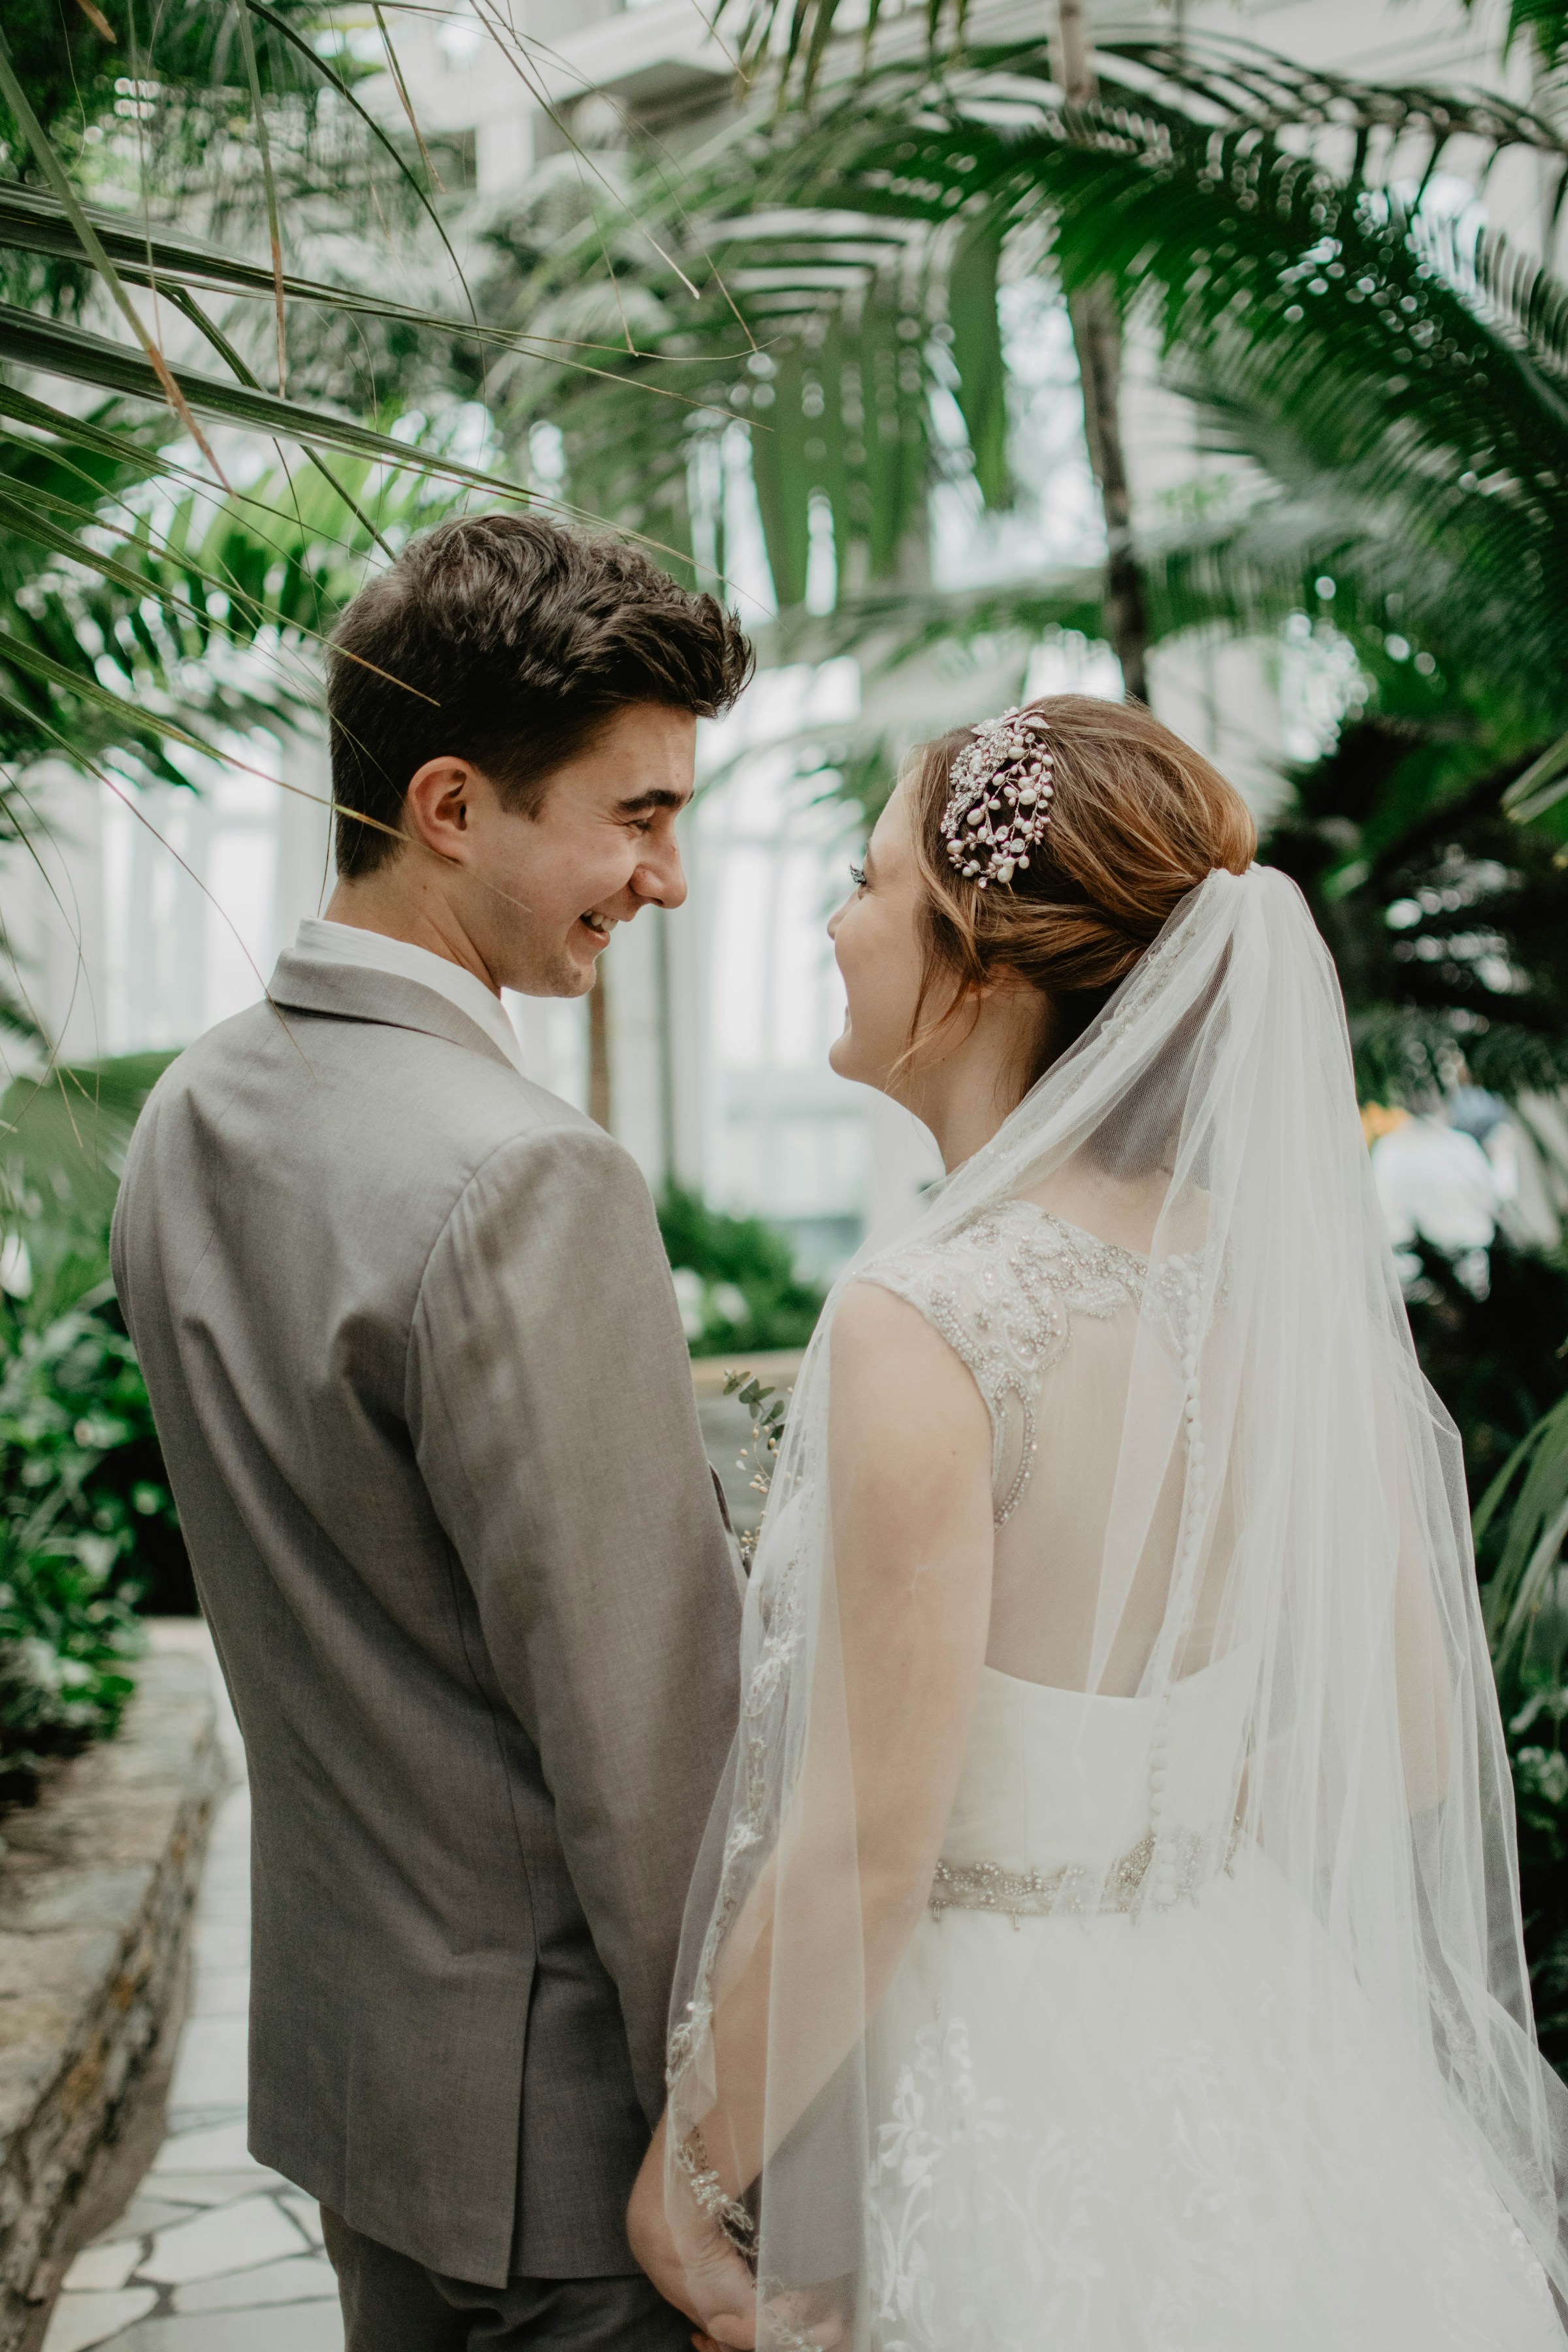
[{"x1": 404, "y1": 756, "x2": 487, "y2": 866}]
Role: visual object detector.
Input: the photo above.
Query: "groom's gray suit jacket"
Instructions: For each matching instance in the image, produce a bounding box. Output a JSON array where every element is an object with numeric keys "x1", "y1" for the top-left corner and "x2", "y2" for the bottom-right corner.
[{"x1": 110, "y1": 953, "x2": 742, "y2": 2287}]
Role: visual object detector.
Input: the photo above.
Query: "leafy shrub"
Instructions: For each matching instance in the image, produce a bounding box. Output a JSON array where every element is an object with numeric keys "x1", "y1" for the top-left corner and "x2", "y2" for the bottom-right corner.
[
  {"x1": 657, "y1": 1187, "x2": 826, "y2": 1357},
  {"x1": 1404, "y1": 1241, "x2": 1568, "y2": 1514},
  {"x1": 1404, "y1": 1239, "x2": 1568, "y2": 2069},
  {"x1": 1509, "y1": 1725, "x2": 1568, "y2": 2065},
  {"x1": 0, "y1": 1053, "x2": 188, "y2": 1795},
  {"x1": 0, "y1": 1287, "x2": 161, "y2": 1790},
  {"x1": 0, "y1": 1277, "x2": 189, "y2": 1601},
  {"x1": 1467, "y1": 1367, "x2": 1568, "y2": 2069}
]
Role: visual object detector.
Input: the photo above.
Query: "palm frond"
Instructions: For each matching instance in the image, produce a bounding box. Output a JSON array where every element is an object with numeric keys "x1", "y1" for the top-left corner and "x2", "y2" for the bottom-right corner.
[
  {"x1": 0, "y1": 301, "x2": 535, "y2": 503},
  {"x1": 1462, "y1": 0, "x2": 1568, "y2": 74},
  {"x1": 710, "y1": 0, "x2": 968, "y2": 99},
  {"x1": 0, "y1": 395, "x2": 457, "y2": 789},
  {"x1": 1478, "y1": 1394, "x2": 1568, "y2": 1685},
  {"x1": 512, "y1": 35, "x2": 1568, "y2": 715},
  {"x1": 0, "y1": 1051, "x2": 176, "y2": 1240}
]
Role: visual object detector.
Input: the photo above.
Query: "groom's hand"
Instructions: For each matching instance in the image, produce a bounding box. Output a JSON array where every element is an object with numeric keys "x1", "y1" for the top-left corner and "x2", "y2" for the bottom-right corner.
[{"x1": 628, "y1": 2120, "x2": 757, "y2": 2351}]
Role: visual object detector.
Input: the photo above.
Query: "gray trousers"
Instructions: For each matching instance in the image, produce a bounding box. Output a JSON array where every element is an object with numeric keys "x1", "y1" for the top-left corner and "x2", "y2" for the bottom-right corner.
[{"x1": 321, "y1": 2209, "x2": 693, "y2": 2352}]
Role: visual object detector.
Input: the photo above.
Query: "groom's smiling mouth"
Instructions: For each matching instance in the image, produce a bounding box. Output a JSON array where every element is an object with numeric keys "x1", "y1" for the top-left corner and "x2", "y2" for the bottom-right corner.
[{"x1": 578, "y1": 910, "x2": 616, "y2": 946}]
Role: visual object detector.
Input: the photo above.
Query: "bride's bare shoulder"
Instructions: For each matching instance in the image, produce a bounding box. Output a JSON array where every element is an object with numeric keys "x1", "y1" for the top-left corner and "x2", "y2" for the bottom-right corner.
[
  {"x1": 829, "y1": 1274, "x2": 985, "y2": 1404},
  {"x1": 831, "y1": 1273, "x2": 942, "y2": 1355},
  {"x1": 826, "y1": 1277, "x2": 992, "y2": 1480}
]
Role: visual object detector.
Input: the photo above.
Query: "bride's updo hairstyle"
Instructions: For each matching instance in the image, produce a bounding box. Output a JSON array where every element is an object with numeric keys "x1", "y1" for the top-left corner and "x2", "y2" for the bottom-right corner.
[{"x1": 905, "y1": 693, "x2": 1256, "y2": 1089}]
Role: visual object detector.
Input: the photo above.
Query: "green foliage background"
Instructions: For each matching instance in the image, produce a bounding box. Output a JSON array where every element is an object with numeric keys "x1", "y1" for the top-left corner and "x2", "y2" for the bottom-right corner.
[
  {"x1": 0, "y1": 1285, "x2": 163, "y2": 1793},
  {"x1": 1399, "y1": 1244, "x2": 1568, "y2": 2057},
  {"x1": 658, "y1": 1186, "x2": 827, "y2": 1357},
  {"x1": 0, "y1": 1053, "x2": 189, "y2": 1793}
]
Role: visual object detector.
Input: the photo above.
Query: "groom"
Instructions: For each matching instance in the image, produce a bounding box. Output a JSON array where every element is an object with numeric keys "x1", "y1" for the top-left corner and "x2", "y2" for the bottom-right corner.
[{"x1": 112, "y1": 515, "x2": 755, "y2": 2349}]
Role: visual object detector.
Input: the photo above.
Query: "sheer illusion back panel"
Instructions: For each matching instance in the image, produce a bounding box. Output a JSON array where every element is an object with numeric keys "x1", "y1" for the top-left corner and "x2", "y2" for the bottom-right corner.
[{"x1": 867, "y1": 1197, "x2": 1198, "y2": 1698}]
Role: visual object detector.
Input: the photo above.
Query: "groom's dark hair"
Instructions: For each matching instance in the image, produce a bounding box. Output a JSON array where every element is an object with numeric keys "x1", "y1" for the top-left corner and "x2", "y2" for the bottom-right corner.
[{"x1": 325, "y1": 512, "x2": 753, "y2": 876}]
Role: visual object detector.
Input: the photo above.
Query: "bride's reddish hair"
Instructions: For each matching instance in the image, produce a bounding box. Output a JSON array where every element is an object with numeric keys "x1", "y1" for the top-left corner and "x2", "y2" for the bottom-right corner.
[{"x1": 904, "y1": 694, "x2": 1256, "y2": 1085}]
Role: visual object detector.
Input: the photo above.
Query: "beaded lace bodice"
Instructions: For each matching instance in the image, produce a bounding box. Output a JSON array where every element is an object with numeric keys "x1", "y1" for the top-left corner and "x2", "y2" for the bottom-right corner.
[
  {"x1": 866, "y1": 1199, "x2": 1191, "y2": 1524},
  {"x1": 865, "y1": 1196, "x2": 1239, "y2": 1920}
]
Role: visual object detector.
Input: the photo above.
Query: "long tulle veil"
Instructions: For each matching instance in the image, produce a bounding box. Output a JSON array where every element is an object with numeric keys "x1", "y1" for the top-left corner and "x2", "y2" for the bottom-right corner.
[{"x1": 666, "y1": 864, "x2": 1568, "y2": 2342}]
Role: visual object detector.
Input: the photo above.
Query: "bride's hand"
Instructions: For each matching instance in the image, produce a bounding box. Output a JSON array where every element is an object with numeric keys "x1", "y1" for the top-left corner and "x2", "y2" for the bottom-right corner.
[{"x1": 627, "y1": 2116, "x2": 757, "y2": 2351}]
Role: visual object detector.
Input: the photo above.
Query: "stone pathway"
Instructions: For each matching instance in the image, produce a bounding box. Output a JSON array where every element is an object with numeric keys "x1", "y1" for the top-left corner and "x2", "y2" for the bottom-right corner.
[{"x1": 42, "y1": 1630, "x2": 343, "y2": 2352}]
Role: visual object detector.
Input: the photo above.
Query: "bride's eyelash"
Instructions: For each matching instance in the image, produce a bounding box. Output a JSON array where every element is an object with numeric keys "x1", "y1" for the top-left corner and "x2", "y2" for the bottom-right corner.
[{"x1": 849, "y1": 863, "x2": 867, "y2": 890}]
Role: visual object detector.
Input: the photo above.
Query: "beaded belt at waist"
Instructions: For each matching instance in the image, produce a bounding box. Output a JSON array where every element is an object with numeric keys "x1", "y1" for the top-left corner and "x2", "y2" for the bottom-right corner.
[{"x1": 929, "y1": 1824, "x2": 1241, "y2": 1926}]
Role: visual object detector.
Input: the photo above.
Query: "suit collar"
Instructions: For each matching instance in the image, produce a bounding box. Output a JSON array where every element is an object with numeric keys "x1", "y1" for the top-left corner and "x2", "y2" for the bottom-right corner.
[{"x1": 266, "y1": 951, "x2": 519, "y2": 1073}]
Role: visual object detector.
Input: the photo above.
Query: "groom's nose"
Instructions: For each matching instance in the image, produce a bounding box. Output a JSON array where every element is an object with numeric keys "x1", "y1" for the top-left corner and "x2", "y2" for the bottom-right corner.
[{"x1": 630, "y1": 835, "x2": 688, "y2": 911}]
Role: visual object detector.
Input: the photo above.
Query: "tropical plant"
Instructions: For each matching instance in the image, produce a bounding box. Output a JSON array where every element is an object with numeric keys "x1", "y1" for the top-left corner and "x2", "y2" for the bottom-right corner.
[
  {"x1": 1404, "y1": 1242, "x2": 1568, "y2": 1522},
  {"x1": 0, "y1": 1047, "x2": 191, "y2": 1583},
  {"x1": 0, "y1": 1284, "x2": 155, "y2": 1789},
  {"x1": 1262, "y1": 657, "x2": 1568, "y2": 1103},
  {"x1": 0, "y1": 0, "x2": 574, "y2": 825},
  {"x1": 0, "y1": 1049, "x2": 172, "y2": 1285},
  {"x1": 0, "y1": 1239, "x2": 172, "y2": 1793},
  {"x1": 1469, "y1": 1312, "x2": 1568, "y2": 2065},
  {"x1": 0, "y1": 1216, "x2": 202, "y2": 1791},
  {"x1": 497, "y1": 20, "x2": 1568, "y2": 1126},
  {"x1": 506, "y1": 35, "x2": 1568, "y2": 823},
  {"x1": 0, "y1": 1499, "x2": 142, "y2": 1797},
  {"x1": 0, "y1": 1044, "x2": 199, "y2": 1798}
]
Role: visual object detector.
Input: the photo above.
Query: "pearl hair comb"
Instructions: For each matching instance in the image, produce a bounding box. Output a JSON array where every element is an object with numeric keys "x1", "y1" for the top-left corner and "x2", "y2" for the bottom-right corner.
[{"x1": 940, "y1": 706, "x2": 1054, "y2": 888}]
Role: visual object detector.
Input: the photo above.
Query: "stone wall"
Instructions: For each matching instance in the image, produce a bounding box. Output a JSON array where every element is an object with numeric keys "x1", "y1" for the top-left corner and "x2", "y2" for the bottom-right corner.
[{"x1": 0, "y1": 1649, "x2": 223, "y2": 2349}]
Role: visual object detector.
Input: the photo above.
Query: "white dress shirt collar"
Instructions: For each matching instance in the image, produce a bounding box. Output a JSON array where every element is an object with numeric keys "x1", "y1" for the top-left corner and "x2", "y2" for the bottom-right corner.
[{"x1": 289, "y1": 917, "x2": 526, "y2": 1075}]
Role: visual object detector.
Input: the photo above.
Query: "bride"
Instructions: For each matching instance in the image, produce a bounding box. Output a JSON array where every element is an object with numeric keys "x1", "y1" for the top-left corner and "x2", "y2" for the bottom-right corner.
[{"x1": 630, "y1": 694, "x2": 1568, "y2": 2349}]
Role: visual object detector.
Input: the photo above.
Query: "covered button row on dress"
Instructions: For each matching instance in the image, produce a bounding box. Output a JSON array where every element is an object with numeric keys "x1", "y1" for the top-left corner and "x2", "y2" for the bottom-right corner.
[
  {"x1": 1149, "y1": 1712, "x2": 1179, "y2": 1908},
  {"x1": 1151, "y1": 1263, "x2": 1207, "y2": 1912}
]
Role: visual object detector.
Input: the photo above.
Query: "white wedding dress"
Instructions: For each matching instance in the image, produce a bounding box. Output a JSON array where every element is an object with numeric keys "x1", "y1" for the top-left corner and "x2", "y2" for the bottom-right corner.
[
  {"x1": 861, "y1": 1203, "x2": 1561, "y2": 2351},
  {"x1": 669, "y1": 872, "x2": 1568, "y2": 2347}
]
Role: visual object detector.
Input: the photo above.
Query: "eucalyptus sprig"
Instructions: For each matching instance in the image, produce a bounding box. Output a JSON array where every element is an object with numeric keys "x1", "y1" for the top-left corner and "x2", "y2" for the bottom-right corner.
[{"x1": 723, "y1": 1372, "x2": 789, "y2": 1566}]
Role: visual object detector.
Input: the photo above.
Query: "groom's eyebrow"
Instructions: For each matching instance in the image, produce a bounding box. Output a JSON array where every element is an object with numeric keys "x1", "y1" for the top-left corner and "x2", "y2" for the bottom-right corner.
[{"x1": 613, "y1": 787, "x2": 691, "y2": 815}]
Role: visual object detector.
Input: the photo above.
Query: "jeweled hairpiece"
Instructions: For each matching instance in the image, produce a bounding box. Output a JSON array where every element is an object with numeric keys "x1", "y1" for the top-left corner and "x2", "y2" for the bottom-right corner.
[{"x1": 940, "y1": 705, "x2": 1053, "y2": 889}]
